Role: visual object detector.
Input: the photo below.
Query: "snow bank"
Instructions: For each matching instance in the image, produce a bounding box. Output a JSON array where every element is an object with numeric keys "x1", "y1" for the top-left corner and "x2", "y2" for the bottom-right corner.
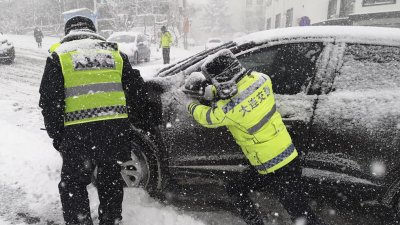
[{"x1": 0, "y1": 117, "x2": 62, "y2": 220}]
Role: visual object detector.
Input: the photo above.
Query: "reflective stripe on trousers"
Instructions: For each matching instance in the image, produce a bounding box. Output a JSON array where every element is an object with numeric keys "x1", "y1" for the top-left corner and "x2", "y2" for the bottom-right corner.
[{"x1": 254, "y1": 143, "x2": 296, "y2": 172}]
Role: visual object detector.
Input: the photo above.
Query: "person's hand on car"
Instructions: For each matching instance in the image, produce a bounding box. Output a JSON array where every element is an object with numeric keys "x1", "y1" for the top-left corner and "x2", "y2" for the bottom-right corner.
[{"x1": 171, "y1": 89, "x2": 193, "y2": 109}]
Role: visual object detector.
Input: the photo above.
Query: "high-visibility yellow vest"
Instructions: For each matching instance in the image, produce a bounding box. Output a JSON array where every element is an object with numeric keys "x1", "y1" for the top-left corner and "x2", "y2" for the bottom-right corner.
[
  {"x1": 188, "y1": 72, "x2": 298, "y2": 174},
  {"x1": 160, "y1": 31, "x2": 173, "y2": 48},
  {"x1": 56, "y1": 40, "x2": 128, "y2": 126}
]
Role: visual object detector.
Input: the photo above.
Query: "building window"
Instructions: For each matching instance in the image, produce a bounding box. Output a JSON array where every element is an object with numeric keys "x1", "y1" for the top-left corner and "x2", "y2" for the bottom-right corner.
[
  {"x1": 257, "y1": 0, "x2": 264, "y2": 5},
  {"x1": 266, "y1": 18, "x2": 272, "y2": 30},
  {"x1": 246, "y1": 0, "x2": 253, "y2": 7},
  {"x1": 286, "y1": 8, "x2": 293, "y2": 27},
  {"x1": 339, "y1": 0, "x2": 355, "y2": 17},
  {"x1": 362, "y1": 0, "x2": 396, "y2": 6},
  {"x1": 275, "y1": 13, "x2": 281, "y2": 28},
  {"x1": 328, "y1": 0, "x2": 338, "y2": 19}
]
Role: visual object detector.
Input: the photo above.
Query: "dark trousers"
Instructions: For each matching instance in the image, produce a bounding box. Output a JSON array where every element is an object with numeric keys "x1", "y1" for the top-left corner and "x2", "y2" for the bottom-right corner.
[
  {"x1": 59, "y1": 158, "x2": 125, "y2": 225},
  {"x1": 162, "y1": 47, "x2": 170, "y2": 64},
  {"x1": 227, "y1": 158, "x2": 326, "y2": 225},
  {"x1": 58, "y1": 120, "x2": 132, "y2": 225}
]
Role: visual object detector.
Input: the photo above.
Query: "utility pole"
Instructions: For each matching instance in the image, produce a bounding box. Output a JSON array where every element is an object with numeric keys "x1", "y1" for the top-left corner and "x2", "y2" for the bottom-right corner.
[
  {"x1": 182, "y1": 0, "x2": 188, "y2": 50},
  {"x1": 93, "y1": 0, "x2": 98, "y2": 29}
]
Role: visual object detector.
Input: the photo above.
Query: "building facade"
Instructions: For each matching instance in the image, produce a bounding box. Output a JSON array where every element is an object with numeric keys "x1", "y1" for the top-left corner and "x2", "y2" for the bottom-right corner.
[
  {"x1": 228, "y1": 0, "x2": 266, "y2": 33},
  {"x1": 264, "y1": 0, "x2": 400, "y2": 29},
  {"x1": 264, "y1": 0, "x2": 332, "y2": 29},
  {"x1": 351, "y1": 0, "x2": 400, "y2": 27}
]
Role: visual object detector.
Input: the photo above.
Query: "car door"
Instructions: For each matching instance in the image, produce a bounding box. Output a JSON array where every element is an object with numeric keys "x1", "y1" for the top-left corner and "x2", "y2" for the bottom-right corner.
[
  {"x1": 308, "y1": 42, "x2": 400, "y2": 192},
  {"x1": 159, "y1": 41, "x2": 329, "y2": 180}
]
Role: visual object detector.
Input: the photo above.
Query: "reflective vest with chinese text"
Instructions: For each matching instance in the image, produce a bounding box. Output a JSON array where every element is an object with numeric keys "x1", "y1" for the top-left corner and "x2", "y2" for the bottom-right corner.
[
  {"x1": 56, "y1": 40, "x2": 128, "y2": 126},
  {"x1": 188, "y1": 71, "x2": 298, "y2": 174}
]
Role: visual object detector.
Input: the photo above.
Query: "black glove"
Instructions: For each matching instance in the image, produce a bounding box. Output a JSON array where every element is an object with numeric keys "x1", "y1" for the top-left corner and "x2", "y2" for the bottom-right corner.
[{"x1": 52, "y1": 137, "x2": 63, "y2": 152}]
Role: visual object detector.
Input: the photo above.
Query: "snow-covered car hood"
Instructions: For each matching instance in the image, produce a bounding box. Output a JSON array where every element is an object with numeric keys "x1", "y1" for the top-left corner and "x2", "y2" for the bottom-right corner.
[
  {"x1": 0, "y1": 35, "x2": 13, "y2": 52},
  {"x1": 117, "y1": 43, "x2": 137, "y2": 57}
]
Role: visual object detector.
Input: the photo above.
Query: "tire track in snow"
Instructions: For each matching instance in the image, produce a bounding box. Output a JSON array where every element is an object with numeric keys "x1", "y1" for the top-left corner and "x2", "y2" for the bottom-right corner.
[{"x1": 0, "y1": 183, "x2": 61, "y2": 225}]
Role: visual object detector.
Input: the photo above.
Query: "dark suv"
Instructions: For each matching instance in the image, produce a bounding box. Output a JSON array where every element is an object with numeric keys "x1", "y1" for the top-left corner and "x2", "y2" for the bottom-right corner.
[{"x1": 121, "y1": 26, "x2": 400, "y2": 218}]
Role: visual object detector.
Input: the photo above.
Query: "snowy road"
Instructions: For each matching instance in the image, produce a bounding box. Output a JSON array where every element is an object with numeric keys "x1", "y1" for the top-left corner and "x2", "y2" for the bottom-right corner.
[{"x1": 0, "y1": 35, "x2": 396, "y2": 225}]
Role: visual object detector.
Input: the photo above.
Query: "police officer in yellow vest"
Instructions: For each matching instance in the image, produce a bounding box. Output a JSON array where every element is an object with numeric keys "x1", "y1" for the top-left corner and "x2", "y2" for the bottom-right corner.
[
  {"x1": 186, "y1": 49, "x2": 327, "y2": 225},
  {"x1": 39, "y1": 16, "x2": 151, "y2": 225},
  {"x1": 159, "y1": 25, "x2": 173, "y2": 64}
]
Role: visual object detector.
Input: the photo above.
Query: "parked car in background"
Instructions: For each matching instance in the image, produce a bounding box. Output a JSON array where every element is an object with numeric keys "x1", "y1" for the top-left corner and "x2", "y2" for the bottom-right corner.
[
  {"x1": 121, "y1": 26, "x2": 400, "y2": 221},
  {"x1": 0, "y1": 34, "x2": 15, "y2": 64},
  {"x1": 99, "y1": 29, "x2": 114, "y2": 39},
  {"x1": 205, "y1": 37, "x2": 223, "y2": 50},
  {"x1": 107, "y1": 31, "x2": 151, "y2": 65}
]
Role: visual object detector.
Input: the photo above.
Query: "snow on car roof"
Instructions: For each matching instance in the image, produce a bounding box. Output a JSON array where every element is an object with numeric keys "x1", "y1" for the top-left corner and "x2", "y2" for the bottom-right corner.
[
  {"x1": 234, "y1": 26, "x2": 400, "y2": 47},
  {"x1": 156, "y1": 26, "x2": 400, "y2": 78},
  {"x1": 109, "y1": 31, "x2": 141, "y2": 37}
]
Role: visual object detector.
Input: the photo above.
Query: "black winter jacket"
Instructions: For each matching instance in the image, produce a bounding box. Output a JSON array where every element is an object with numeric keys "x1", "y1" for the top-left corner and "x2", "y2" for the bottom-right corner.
[{"x1": 39, "y1": 34, "x2": 152, "y2": 145}]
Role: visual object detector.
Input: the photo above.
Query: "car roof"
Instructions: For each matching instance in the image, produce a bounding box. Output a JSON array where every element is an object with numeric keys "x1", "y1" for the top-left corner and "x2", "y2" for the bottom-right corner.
[
  {"x1": 234, "y1": 26, "x2": 400, "y2": 47},
  {"x1": 157, "y1": 26, "x2": 400, "y2": 77},
  {"x1": 207, "y1": 37, "x2": 222, "y2": 41},
  {"x1": 0, "y1": 34, "x2": 7, "y2": 42},
  {"x1": 108, "y1": 31, "x2": 141, "y2": 38}
]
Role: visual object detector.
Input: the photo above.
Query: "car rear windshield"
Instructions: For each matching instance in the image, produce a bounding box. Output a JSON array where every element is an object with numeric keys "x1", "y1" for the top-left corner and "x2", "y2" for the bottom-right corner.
[
  {"x1": 334, "y1": 44, "x2": 400, "y2": 91},
  {"x1": 108, "y1": 35, "x2": 136, "y2": 43}
]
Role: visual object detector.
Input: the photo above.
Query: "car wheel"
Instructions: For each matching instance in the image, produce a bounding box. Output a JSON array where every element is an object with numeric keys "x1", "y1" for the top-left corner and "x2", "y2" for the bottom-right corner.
[
  {"x1": 132, "y1": 52, "x2": 139, "y2": 65},
  {"x1": 121, "y1": 128, "x2": 163, "y2": 198}
]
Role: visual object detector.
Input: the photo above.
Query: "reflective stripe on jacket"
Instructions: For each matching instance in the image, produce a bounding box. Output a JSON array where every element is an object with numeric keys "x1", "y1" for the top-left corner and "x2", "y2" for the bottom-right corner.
[
  {"x1": 56, "y1": 40, "x2": 128, "y2": 126},
  {"x1": 160, "y1": 31, "x2": 173, "y2": 48},
  {"x1": 187, "y1": 72, "x2": 298, "y2": 174}
]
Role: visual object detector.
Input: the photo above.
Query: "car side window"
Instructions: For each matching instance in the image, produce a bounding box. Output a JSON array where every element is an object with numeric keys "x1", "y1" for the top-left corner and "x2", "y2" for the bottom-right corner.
[
  {"x1": 333, "y1": 44, "x2": 400, "y2": 91},
  {"x1": 238, "y1": 43, "x2": 323, "y2": 95}
]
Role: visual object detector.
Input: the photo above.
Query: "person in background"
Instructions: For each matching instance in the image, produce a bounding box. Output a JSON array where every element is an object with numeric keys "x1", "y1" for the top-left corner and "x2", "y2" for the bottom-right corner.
[
  {"x1": 184, "y1": 49, "x2": 328, "y2": 225},
  {"x1": 34, "y1": 27, "x2": 44, "y2": 48},
  {"x1": 39, "y1": 16, "x2": 151, "y2": 225},
  {"x1": 159, "y1": 25, "x2": 173, "y2": 64}
]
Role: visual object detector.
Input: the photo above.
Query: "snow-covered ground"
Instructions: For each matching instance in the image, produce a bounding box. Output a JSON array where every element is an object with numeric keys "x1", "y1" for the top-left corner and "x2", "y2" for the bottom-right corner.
[{"x1": 0, "y1": 34, "x2": 245, "y2": 225}]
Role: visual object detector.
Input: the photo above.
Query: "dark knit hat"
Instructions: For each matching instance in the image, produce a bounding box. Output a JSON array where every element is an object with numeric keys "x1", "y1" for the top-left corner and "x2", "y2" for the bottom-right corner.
[
  {"x1": 201, "y1": 49, "x2": 245, "y2": 82},
  {"x1": 64, "y1": 16, "x2": 96, "y2": 35}
]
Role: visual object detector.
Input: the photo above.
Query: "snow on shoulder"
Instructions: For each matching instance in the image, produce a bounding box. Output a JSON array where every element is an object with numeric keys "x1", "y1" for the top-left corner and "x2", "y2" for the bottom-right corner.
[
  {"x1": 234, "y1": 26, "x2": 400, "y2": 47},
  {"x1": 55, "y1": 31, "x2": 108, "y2": 54}
]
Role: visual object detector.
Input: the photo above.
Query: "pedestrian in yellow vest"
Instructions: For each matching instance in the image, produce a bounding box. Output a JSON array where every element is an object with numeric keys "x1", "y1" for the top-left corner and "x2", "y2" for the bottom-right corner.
[
  {"x1": 159, "y1": 26, "x2": 173, "y2": 64},
  {"x1": 185, "y1": 49, "x2": 328, "y2": 225},
  {"x1": 39, "y1": 16, "x2": 152, "y2": 225}
]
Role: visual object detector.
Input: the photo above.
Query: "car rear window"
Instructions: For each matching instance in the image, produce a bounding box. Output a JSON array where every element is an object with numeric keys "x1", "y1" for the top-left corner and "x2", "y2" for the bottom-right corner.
[{"x1": 334, "y1": 44, "x2": 400, "y2": 91}]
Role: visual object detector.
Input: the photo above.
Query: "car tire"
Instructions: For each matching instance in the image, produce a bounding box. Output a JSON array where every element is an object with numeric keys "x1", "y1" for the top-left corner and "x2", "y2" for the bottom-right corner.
[
  {"x1": 121, "y1": 128, "x2": 163, "y2": 199},
  {"x1": 132, "y1": 52, "x2": 139, "y2": 65}
]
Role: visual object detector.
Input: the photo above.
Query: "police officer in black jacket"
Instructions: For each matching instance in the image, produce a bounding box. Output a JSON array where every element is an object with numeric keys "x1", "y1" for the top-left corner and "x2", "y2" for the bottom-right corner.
[{"x1": 39, "y1": 16, "x2": 151, "y2": 225}]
